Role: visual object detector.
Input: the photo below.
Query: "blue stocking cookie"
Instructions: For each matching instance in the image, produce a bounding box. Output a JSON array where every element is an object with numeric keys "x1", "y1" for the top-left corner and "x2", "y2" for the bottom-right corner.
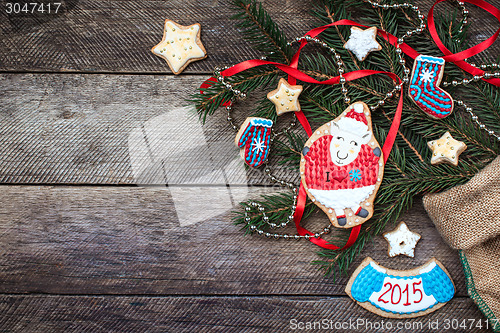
[{"x1": 409, "y1": 55, "x2": 453, "y2": 119}]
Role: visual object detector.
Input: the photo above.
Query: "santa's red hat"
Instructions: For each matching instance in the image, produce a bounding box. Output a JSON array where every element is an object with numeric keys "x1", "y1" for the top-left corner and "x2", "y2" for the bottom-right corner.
[{"x1": 335, "y1": 103, "x2": 369, "y2": 134}]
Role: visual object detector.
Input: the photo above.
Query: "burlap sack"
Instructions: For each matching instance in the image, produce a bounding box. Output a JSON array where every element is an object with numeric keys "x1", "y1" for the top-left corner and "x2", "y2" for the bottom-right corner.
[{"x1": 423, "y1": 156, "x2": 500, "y2": 332}]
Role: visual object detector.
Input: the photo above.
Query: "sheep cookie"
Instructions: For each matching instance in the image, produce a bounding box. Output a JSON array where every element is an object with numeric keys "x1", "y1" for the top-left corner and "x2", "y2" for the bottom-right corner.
[{"x1": 299, "y1": 101, "x2": 384, "y2": 228}]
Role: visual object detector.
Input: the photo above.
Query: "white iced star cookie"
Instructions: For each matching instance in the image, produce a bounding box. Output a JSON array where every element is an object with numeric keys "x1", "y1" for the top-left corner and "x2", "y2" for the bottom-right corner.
[
  {"x1": 267, "y1": 78, "x2": 303, "y2": 116},
  {"x1": 343, "y1": 26, "x2": 382, "y2": 61},
  {"x1": 383, "y1": 221, "x2": 421, "y2": 258},
  {"x1": 151, "y1": 20, "x2": 207, "y2": 75},
  {"x1": 427, "y1": 132, "x2": 467, "y2": 166}
]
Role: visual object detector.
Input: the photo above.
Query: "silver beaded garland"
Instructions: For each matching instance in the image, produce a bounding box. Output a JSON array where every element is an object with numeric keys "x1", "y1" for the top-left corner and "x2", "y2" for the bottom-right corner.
[
  {"x1": 215, "y1": 0, "x2": 500, "y2": 242},
  {"x1": 456, "y1": 100, "x2": 500, "y2": 141}
]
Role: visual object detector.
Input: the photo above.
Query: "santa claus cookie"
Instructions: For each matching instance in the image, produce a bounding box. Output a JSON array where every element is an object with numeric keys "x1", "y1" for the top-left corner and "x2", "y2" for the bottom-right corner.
[{"x1": 300, "y1": 102, "x2": 384, "y2": 228}]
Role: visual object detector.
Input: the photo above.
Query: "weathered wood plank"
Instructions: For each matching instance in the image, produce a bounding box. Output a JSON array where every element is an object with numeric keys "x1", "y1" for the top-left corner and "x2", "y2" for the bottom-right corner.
[
  {"x1": 0, "y1": 295, "x2": 489, "y2": 333},
  {"x1": 0, "y1": 185, "x2": 467, "y2": 296},
  {"x1": 0, "y1": 0, "x2": 498, "y2": 74},
  {"x1": 0, "y1": 73, "x2": 297, "y2": 185},
  {"x1": 0, "y1": 0, "x2": 313, "y2": 74}
]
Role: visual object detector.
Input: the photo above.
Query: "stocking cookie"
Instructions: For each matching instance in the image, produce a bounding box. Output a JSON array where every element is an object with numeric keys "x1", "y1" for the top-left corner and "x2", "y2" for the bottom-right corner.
[
  {"x1": 346, "y1": 257, "x2": 455, "y2": 318},
  {"x1": 409, "y1": 55, "x2": 453, "y2": 119},
  {"x1": 235, "y1": 117, "x2": 273, "y2": 168},
  {"x1": 300, "y1": 102, "x2": 384, "y2": 228},
  {"x1": 151, "y1": 20, "x2": 207, "y2": 75}
]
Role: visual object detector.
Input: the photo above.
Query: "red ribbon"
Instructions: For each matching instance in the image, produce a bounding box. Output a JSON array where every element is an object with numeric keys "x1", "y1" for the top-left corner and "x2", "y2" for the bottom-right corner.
[
  {"x1": 428, "y1": 0, "x2": 500, "y2": 86},
  {"x1": 199, "y1": 77, "x2": 232, "y2": 107},
  {"x1": 288, "y1": 0, "x2": 500, "y2": 249},
  {"x1": 212, "y1": 48, "x2": 404, "y2": 251},
  {"x1": 199, "y1": 0, "x2": 500, "y2": 251}
]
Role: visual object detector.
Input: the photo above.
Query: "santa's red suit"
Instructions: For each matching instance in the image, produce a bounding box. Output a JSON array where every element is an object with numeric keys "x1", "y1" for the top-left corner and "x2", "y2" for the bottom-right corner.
[{"x1": 303, "y1": 133, "x2": 380, "y2": 216}]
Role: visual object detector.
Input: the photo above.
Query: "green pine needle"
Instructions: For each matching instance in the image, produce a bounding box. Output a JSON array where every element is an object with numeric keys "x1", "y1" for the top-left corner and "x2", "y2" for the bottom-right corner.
[{"x1": 189, "y1": 0, "x2": 499, "y2": 281}]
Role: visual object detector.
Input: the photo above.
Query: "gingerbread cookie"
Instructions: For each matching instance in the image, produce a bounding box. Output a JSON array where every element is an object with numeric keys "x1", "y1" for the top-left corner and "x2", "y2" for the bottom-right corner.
[
  {"x1": 383, "y1": 221, "x2": 421, "y2": 258},
  {"x1": 409, "y1": 55, "x2": 454, "y2": 119},
  {"x1": 266, "y1": 78, "x2": 303, "y2": 116},
  {"x1": 235, "y1": 117, "x2": 273, "y2": 168},
  {"x1": 300, "y1": 102, "x2": 384, "y2": 228},
  {"x1": 346, "y1": 257, "x2": 455, "y2": 319},
  {"x1": 427, "y1": 131, "x2": 467, "y2": 166},
  {"x1": 343, "y1": 27, "x2": 382, "y2": 61},
  {"x1": 151, "y1": 19, "x2": 207, "y2": 75}
]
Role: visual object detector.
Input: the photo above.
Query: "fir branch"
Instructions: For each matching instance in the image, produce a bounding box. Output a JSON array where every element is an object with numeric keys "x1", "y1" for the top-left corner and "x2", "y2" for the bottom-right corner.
[
  {"x1": 231, "y1": 0, "x2": 292, "y2": 63},
  {"x1": 273, "y1": 131, "x2": 308, "y2": 169},
  {"x1": 189, "y1": 0, "x2": 499, "y2": 281},
  {"x1": 190, "y1": 67, "x2": 281, "y2": 123}
]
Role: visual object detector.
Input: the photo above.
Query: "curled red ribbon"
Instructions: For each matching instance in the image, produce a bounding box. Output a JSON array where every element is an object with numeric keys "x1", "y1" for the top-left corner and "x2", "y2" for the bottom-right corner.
[
  {"x1": 199, "y1": 0, "x2": 500, "y2": 251},
  {"x1": 214, "y1": 50, "x2": 404, "y2": 251},
  {"x1": 428, "y1": 0, "x2": 500, "y2": 86}
]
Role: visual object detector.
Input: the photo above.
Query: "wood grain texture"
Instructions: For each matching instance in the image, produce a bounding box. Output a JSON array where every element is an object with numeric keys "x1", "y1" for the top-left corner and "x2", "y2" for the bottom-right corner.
[
  {"x1": 0, "y1": 73, "x2": 297, "y2": 185},
  {"x1": 1, "y1": 0, "x2": 499, "y2": 330},
  {"x1": 0, "y1": 295, "x2": 489, "y2": 333},
  {"x1": 0, "y1": 0, "x2": 498, "y2": 74},
  {"x1": 0, "y1": 0, "x2": 313, "y2": 74},
  {"x1": 0, "y1": 185, "x2": 467, "y2": 297}
]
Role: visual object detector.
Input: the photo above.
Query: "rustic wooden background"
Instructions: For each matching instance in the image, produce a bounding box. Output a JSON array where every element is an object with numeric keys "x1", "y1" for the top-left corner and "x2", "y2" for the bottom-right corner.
[{"x1": 1, "y1": 0, "x2": 499, "y2": 332}]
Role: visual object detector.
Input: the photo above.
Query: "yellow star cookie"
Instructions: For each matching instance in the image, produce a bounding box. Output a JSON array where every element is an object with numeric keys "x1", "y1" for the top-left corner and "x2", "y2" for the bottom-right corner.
[
  {"x1": 383, "y1": 221, "x2": 421, "y2": 258},
  {"x1": 151, "y1": 20, "x2": 207, "y2": 75},
  {"x1": 267, "y1": 78, "x2": 303, "y2": 116},
  {"x1": 427, "y1": 132, "x2": 467, "y2": 166}
]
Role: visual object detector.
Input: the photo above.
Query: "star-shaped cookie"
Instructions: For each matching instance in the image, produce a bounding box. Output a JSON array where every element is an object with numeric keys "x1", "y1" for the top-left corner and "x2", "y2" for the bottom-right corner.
[
  {"x1": 427, "y1": 132, "x2": 467, "y2": 166},
  {"x1": 267, "y1": 78, "x2": 303, "y2": 116},
  {"x1": 343, "y1": 26, "x2": 382, "y2": 61},
  {"x1": 151, "y1": 20, "x2": 207, "y2": 75},
  {"x1": 383, "y1": 222, "x2": 421, "y2": 258}
]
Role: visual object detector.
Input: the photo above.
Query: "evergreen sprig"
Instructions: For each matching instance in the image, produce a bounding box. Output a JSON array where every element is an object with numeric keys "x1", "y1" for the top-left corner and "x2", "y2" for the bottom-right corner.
[
  {"x1": 231, "y1": 0, "x2": 292, "y2": 63},
  {"x1": 190, "y1": 0, "x2": 499, "y2": 280}
]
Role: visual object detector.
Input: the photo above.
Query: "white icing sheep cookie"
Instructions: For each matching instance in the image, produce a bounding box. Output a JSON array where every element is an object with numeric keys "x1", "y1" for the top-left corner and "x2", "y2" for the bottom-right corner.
[
  {"x1": 427, "y1": 131, "x2": 467, "y2": 166},
  {"x1": 266, "y1": 78, "x2": 303, "y2": 116},
  {"x1": 343, "y1": 26, "x2": 382, "y2": 61},
  {"x1": 151, "y1": 20, "x2": 207, "y2": 75},
  {"x1": 346, "y1": 257, "x2": 455, "y2": 319},
  {"x1": 300, "y1": 101, "x2": 384, "y2": 229},
  {"x1": 383, "y1": 221, "x2": 421, "y2": 258}
]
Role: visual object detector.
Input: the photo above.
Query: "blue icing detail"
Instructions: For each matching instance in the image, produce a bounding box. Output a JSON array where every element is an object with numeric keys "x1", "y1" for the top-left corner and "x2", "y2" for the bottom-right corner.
[
  {"x1": 417, "y1": 96, "x2": 451, "y2": 115},
  {"x1": 410, "y1": 79, "x2": 452, "y2": 115},
  {"x1": 238, "y1": 125, "x2": 252, "y2": 148},
  {"x1": 422, "y1": 264, "x2": 455, "y2": 303},
  {"x1": 418, "y1": 55, "x2": 445, "y2": 65},
  {"x1": 423, "y1": 81, "x2": 450, "y2": 103},
  {"x1": 351, "y1": 261, "x2": 455, "y2": 315},
  {"x1": 238, "y1": 118, "x2": 272, "y2": 167},
  {"x1": 250, "y1": 118, "x2": 273, "y2": 128},
  {"x1": 409, "y1": 85, "x2": 422, "y2": 99},
  {"x1": 421, "y1": 86, "x2": 452, "y2": 107},
  {"x1": 349, "y1": 169, "x2": 362, "y2": 182},
  {"x1": 351, "y1": 263, "x2": 385, "y2": 302},
  {"x1": 250, "y1": 127, "x2": 258, "y2": 166}
]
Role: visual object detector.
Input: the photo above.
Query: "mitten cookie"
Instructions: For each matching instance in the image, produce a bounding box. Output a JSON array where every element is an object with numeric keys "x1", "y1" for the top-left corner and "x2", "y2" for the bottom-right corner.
[{"x1": 235, "y1": 117, "x2": 273, "y2": 168}]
